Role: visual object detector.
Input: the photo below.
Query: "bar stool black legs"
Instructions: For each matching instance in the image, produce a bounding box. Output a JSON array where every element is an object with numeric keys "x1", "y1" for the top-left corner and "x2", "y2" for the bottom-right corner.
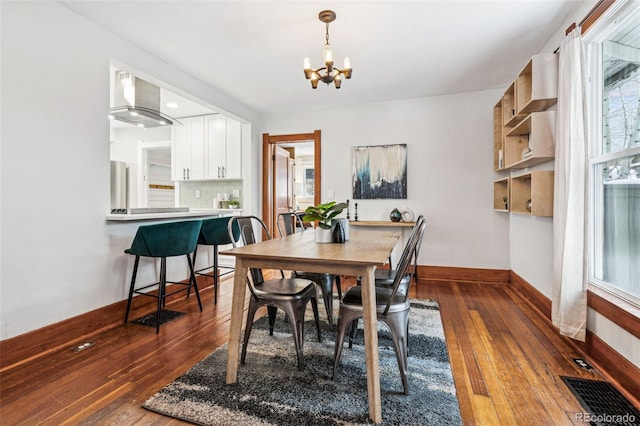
[
  {"x1": 123, "y1": 220, "x2": 203, "y2": 333},
  {"x1": 193, "y1": 217, "x2": 240, "y2": 305}
]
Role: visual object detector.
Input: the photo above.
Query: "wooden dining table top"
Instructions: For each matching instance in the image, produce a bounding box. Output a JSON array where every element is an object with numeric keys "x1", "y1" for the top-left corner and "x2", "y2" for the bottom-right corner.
[{"x1": 221, "y1": 228, "x2": 400, "y2": 267}]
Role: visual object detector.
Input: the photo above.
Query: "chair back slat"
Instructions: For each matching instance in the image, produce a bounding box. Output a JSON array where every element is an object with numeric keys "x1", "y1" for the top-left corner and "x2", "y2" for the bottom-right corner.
[
  {"x1": 127, "y1": 220, "x2": 202, "y2": 257},
  {"x1": 277, "y1": 212, "x2": 305, "y2": 237},
  {"x1": 391, "y1": 215, "x2": 424, "y2": 271},
  {"x1": 382, "y1": 219, "x2": 427, "y2": 317},
  {"x1": 228, "y1": 216, "x2": 274, "y2": 293}
]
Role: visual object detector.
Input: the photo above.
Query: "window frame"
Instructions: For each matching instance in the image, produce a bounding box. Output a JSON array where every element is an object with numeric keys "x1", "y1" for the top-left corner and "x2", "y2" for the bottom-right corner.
[{"x1": 584, "y1": 0, "x2": 640, "y2": 308}]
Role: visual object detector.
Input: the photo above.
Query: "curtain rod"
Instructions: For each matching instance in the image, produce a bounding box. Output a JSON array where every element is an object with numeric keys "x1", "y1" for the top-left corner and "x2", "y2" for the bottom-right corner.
[
  {"x1": 565, "y1": 0, "x2": 616, "y2": 36},
  {"x1": 554, "y1": 0, "x2": 616, "y2": 53}
]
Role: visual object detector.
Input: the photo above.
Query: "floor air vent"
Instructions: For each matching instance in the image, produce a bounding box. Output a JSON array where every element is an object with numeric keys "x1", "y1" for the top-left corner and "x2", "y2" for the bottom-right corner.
[
  {"x1": 561, "y1": 376, "x2": 640, "y2": 425},
  {"x1": 133, "y1": 309, "x2": 184, "y2": 327}
]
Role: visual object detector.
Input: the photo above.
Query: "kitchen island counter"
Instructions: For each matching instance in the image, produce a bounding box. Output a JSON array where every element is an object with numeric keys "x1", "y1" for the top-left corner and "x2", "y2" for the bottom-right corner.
[{"x1": 106, "y1": 208, "x2": 242, "y2": 222}]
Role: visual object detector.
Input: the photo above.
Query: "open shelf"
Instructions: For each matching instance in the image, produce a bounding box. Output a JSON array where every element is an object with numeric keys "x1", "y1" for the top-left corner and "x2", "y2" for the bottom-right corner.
[
  {"x1": 504, "y1": 111, "x2": 556, "y2": 169},
  {"x1": 516, "y1": 53, "x2": 559, "y2": 115},
  {"x1": 502, "y1": 81, "x2": 527, "y2": 127},
  {"x1": 493, "y1": 177, "x2": 510, "y2": 212},
  {"x1": 511, "y1": 171, "x2": 554, "y2": 216}
]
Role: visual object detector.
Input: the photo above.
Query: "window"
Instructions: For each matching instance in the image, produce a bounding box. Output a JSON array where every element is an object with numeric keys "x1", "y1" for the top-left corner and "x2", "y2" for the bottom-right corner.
[{"x1": 586, "y1": 1, "x2": 640, "y2": 305}]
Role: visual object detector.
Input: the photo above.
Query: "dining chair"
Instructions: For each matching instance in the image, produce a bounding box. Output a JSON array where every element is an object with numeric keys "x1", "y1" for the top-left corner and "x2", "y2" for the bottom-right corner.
[
  {"x1": 192, "y1": 217, "x2": 241, "y2": 305},
  {"x1": 228, "y1": 215, "x2": 322, "y2": 371},
  {"x1": 277, "y1": 212, "x2": 342, "y2": 329},
  {"x1": 357, "y1": 215, "x2": 425, "y2": 288},
  {"x1": 332, "y1": 219, "x2": 426, "y2": 395},
  {"x1": 124, "y1": 220, "x2": 203, "y2": 334},
  {"x1": 349, "y1": 216, "x2": 426, "y2": 346}
]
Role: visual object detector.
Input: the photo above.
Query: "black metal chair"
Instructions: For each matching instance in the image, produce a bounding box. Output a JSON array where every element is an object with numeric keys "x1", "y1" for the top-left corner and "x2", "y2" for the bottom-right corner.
[
  {"x1": 349, "y1": 216, "x2": 426, "y2": 346},
  {"x1": 332, "y1": 219, "x2": 426, "y2": 395},
  {"x1": 192, "y1": 217, "x2": 241, "y2": 305},
  {"x1": 277, "y1": 212, "x2": 342, "y2": 329},
  {"x1": 228, "y1": 215, "x2": 322, "y2": 371},
  {"x1": 124, "y1": 220, "x2": 203, "y2": 333},
  {"x1": 356, "y1": 215, "x2": 425, "y2": 288}
]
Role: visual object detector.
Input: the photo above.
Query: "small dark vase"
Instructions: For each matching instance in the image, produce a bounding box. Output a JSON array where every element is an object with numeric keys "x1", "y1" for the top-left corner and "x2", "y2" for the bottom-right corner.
[
  {"x1": 390, "y1": 208, "x2": 402, "y2": 222},
  {"x1": 332, "y1": 220, "x2": 345, "y2": 243}
]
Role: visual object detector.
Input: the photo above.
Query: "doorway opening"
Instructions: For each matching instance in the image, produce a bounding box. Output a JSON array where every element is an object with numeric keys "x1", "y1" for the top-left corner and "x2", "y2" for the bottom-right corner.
[
  {"x1": 262, "y1": 131, "x2": 321, "y2": 237},
  {"x1": 137, "y1": 141, "x2": 174, "y2": 208}
]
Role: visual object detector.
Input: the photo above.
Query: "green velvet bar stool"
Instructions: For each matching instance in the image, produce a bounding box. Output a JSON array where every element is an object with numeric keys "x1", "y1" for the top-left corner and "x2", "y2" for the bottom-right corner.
[
  {"x1": 124, "y1": 219, "x2": 203, "y2": 333},
  {"x1": 192, "y1": 217, "x2": 241, "y2": 305}
]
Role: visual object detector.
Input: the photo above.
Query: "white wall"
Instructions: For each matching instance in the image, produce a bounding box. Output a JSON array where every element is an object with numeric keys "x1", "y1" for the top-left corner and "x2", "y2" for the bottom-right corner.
[
  {"x1": 0, "y1": 1, "x2": 261, "y2": 339},
  {"x1": 263, "y1": 91, "x2": 511, "y2": 270}
]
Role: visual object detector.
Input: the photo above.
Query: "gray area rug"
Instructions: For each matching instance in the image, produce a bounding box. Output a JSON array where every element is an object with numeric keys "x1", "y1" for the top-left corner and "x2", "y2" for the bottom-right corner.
[{"x1": 143, "y1": 299, "x2": 462, "y2": 425}]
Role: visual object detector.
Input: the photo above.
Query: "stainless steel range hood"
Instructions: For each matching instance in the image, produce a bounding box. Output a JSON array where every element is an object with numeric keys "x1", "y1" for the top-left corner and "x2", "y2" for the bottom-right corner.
[{"x1": 110, "y1": 71, "x2": 180, "y2": 128}]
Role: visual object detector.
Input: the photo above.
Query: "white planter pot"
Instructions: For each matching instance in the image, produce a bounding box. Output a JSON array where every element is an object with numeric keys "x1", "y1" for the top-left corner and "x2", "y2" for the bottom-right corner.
[{"x1": 315, "y1": 227, "x2": 333, "y2": 243}]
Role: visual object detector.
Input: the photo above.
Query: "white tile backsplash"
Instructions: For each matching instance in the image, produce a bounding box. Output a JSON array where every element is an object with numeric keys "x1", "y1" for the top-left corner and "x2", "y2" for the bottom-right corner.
[{"x1": 180, "y1": 180, "x2": 243, "y2": 208}]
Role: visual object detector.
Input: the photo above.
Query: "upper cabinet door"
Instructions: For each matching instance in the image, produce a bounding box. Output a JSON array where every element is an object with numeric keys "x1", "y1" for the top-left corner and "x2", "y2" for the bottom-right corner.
[
  {"x1": 205, "y1": 115, "x2": 242, "y2": 179},
  {"x1": 171, "y1": 120, "x2": 191, "y2": 181},
  {"x1": 188, "y1": 116, "x2": 205, "y2": 180},
  {"x1": 171, "y1": 116, "x2": 204, "y2": 180},
  {"x1": 224, "y1": 118, "x2": 242, "y2": 179},
  {"x1": 205, "y1": 115, "x2": 226, "y2": 179}
]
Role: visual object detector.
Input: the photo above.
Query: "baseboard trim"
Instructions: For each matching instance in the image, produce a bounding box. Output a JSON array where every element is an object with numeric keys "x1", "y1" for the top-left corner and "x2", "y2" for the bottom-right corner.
[
  {"x1": 509, "y1": 271, "x2": 552, "y2": 319},
  {"x1": 0, "y1": 278, "x2": 215, "y2": 372},
  {"x1": 573, "y1": 330, "x2": 640, "y2": 407},
  {"x1": 508, "y1": 271, "x2": 640, "y2": 407},
  {"x1": 417, "y1": 265, "x2": 510, "y2": 284}
]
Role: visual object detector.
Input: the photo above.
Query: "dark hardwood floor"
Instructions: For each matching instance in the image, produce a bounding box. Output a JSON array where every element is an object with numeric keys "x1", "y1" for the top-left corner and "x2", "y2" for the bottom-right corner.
[{"x1": 1, "y1": 275, "x2": 634, "y2": 425}]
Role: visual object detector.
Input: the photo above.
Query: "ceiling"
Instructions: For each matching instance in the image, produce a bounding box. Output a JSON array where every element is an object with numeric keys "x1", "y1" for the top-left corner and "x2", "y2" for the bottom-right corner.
[{"x1": 62, "y1": 1, "x2": 581, "y2": 116}]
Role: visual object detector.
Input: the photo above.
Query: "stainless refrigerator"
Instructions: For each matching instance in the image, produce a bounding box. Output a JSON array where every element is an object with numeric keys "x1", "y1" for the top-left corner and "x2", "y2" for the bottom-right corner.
[{"x1": 110, "y1": 160, "x2": 128, "y2": 213}]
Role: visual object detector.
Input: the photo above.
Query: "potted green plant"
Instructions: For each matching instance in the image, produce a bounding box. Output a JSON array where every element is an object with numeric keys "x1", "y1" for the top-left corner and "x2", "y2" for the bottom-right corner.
[
  {"x1": 303, "y1": 201, "x2": 348, "y2": 243},
  {"x1": 502, "y1": 195, "x2": 508, "y2": 210},
  {"x1": 228, "y1": 200, "x2": 240, "y2": 209}
]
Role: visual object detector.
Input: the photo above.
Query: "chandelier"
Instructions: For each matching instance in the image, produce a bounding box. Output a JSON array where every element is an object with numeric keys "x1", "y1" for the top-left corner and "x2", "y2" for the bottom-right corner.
[{"x1": 303, "y1": 10, "x2": 352, "y2": 89}]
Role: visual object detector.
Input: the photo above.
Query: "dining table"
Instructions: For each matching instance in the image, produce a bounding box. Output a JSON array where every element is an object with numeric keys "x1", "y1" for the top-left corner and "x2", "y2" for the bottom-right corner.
[{"x1": 221, "y1": 227, "x2": 400, "y2": 424}]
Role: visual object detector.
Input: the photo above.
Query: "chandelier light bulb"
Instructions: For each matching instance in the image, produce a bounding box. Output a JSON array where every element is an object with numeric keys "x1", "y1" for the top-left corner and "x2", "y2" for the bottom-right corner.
[
  {"x1": 323, "y1": 44, "x2": 333, "y2": 65},
  {"x1": 303, "y1": 57, "x2": 311, "y2": 71},
  {"x1": 343, "y1": 57, "x2": 351, "y2": 70}
]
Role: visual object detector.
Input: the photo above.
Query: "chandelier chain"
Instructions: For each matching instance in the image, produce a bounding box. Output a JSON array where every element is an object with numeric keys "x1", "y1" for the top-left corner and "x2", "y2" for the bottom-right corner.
[{"x1": 325, "y1": 22, "x2": 330, "y2": 46}]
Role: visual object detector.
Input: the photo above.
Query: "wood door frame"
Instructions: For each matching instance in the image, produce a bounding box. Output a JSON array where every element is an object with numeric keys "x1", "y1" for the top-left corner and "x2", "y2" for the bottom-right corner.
[{"x1": 262, "y1": 131, "x2": 321, "y2": 235}]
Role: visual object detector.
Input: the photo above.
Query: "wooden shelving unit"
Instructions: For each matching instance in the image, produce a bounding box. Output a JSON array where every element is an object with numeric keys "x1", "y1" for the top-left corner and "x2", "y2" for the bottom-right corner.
[
  {"x1": 492, "y1": 52, "x2": 558, "y2": 217},
  {"x1": 504, "y1": 111, "x2": 556, "y2": 169},
  {"x1": 511, "y1": 171, "x2": 554, "y2": 216},
  {"x1": 516, "y1": 53, "x2": 559, "y2": 115},
  {"x1": 493, "y1": 177, "x2": 510, "y2": 212}
]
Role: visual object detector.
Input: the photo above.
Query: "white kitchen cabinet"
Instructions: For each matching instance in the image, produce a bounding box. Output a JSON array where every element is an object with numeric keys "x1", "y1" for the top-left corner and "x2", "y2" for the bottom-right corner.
[
  {"x1": 205, "y1": 115, "x2": 242, "y2": 179},
  {"x1": 171, "y1": 116, "x2": 205, "y2": 180}
]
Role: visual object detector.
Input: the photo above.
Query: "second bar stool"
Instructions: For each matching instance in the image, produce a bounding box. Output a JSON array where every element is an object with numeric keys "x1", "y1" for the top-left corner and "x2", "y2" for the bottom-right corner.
[
  {"x1": 124, "y1": 219, "x2": 203, "y2": 333},
  {"x1": 192, "y1": 217, "x2": 241, "y2": 305}
]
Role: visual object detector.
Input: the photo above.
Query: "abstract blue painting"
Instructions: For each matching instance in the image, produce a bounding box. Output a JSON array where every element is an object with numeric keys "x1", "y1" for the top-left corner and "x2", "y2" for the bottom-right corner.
[{"x1": 352, "y1": 144, "x2": 407, "y2": 199}]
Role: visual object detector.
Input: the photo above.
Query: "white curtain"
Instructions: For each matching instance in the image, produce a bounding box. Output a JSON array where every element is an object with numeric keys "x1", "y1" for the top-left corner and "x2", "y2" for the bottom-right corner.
[{"x1": 552, "y1": 27, "x2": 588, "y2": 341}]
